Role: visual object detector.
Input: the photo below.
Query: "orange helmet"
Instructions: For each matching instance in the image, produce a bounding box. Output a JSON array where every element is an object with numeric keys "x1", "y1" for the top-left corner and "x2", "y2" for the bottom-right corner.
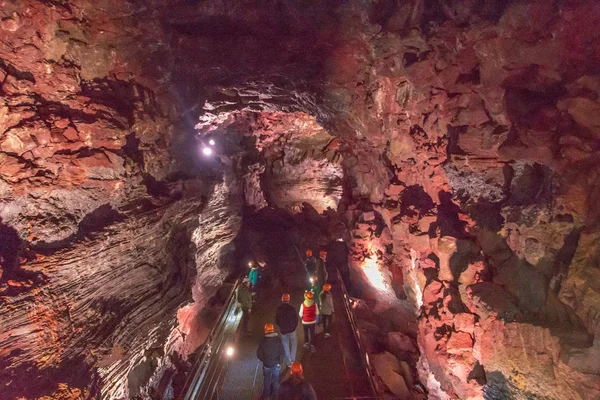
[
  {"x1": 304, "y1": 291, "x2": 314, "y2": 300},
  {"x1": 305, "y1": 249, "x2": 312, "y2": 256},
  {"x1": 319, "y1": 250, "x2": 327, "y2": 257},
  {"x1": 281, "y1": 293, "x2": 291, "y2": 302},
  {"x1": 323, "y1": 283, "x2": 331, "y2": 291},
  {"x1": 264, "y1": 323, "x2": 275, "y2": 334},
  {"x1": 290, "y1": 361, "x2": 303, "y2": 376}
]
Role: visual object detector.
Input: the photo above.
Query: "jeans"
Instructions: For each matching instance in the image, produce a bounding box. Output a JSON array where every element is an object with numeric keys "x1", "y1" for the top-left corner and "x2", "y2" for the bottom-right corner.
[
  {"x1": 322, "y1": 314, "x2": 332, "y2": 334},
  {"x1": 302, "y1": 324, "x2": 316, "y2": 346},
  {"x1": 263, "y1": 364, "x2": 281, "y2": 399},
  {"x1": 241, "y1": 307, "x2": 250, "y2": 333},
  {"x1": 280, "y1": 331, "x2": 297, "y2": 365}
]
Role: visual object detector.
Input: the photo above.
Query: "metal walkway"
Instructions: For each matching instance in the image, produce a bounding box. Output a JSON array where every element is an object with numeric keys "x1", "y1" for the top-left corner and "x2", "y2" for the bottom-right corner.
[{"x1": 181, "y1": 270, "x2": 379, "y2": 400}]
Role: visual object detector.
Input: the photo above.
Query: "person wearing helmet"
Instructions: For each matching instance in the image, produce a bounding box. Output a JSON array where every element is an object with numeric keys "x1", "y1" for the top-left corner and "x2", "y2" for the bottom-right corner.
[
  {"x1": 304, "y1": 249, "x2": 316, "y2": 278},
  {"x1": 256, "y1": 258, "x2": 270, "y2": 300},
  {"x1": 277, "y1": 362, "x2": 317, "y2": 400},
  {"x1": 316, "y1": 251, "x2": 328, "y2": 291},
  {"x1": 319, "y1": 283, "x2": 334, "y2": 338},
  {"x1": 276, "y1": 293, "x2": 299, "y2": 366},
  {"x1": 308, "y1": 275, "x2": 320, "y2": 307},
  {"x1": 257, "y1": 323, "x2": 286, "y2": 400},
  {"x1": 236, "y1": 278, "x2": 253, "y2": 336},
  {"x1": 299, "y1": 291, "x2": 319, "y2": 352}
]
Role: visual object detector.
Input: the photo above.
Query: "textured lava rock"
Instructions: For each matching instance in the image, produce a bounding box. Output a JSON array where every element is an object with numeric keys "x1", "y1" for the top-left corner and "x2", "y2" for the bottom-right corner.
[
  {"x1": 0, "y1": 1, "x2": 244, "y2": 398},
  {"x1": 2, "y1": 0, "x2": 600, "y2": 399}
]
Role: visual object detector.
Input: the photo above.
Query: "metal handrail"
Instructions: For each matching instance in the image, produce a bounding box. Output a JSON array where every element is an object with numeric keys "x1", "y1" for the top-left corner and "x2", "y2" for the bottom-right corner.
[
  {"x1": 180, "y1": 279, "x2": 240, "y2": 400},
  {"x1": 179, "y1": 269, "x2": 383, "y2": 399},
  {"x1": 335, "y1": 268, "x2": 381, "y2": 398}
]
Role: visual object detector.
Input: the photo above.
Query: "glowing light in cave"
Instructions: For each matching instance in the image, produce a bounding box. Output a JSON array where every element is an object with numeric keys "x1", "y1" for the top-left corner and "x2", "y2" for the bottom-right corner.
[
  {"x1": 410, "y1": 248, "x2": 423, "y2": 310},
  {"x1": 225, "y1": 346, "x2": 235, "y2": 357},
  {"x1": 361, "y1": 254, "x2": 387, "y2": 291},
  {"x1": 208, "y1": 139, "x2": 216, "y2": 146},
  {"x1": 202, "y1": 147, "x2": 213, "y2": 156}
]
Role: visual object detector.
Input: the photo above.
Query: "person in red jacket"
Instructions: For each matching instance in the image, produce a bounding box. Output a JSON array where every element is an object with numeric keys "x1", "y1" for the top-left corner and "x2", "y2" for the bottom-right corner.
[{"x1": 298, "y1": 291, "x2": 319, "y2": 353}]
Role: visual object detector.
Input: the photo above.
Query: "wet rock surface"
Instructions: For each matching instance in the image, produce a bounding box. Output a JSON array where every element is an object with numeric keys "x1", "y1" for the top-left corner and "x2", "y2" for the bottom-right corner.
[{"x1": 1, "y1": 0, "x2": 600, "y2": 399}]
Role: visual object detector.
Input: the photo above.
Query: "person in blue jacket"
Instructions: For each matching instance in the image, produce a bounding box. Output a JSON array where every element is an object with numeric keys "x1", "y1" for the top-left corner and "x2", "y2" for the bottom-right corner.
[{"x1": 248, "y1": 260, "x2": 259, "y2": 300}]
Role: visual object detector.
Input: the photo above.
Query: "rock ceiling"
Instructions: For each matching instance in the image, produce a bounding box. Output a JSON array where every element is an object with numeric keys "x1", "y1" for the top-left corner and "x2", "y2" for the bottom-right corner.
[{"x1": 1, "y1": 0, "x2": 600, "y2": 399}]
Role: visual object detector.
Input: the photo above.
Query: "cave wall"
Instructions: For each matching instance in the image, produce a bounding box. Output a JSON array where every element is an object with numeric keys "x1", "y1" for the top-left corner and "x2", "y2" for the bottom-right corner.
[
  {"x1": 2, "y1": 0, "x2": 600, "y2": 399},
  {"x1": 0, "y1": 1, "x2": 245, "y2": 398},
  {"x1": 318, "y1": 1, "x2": 600, "y2": 399}
]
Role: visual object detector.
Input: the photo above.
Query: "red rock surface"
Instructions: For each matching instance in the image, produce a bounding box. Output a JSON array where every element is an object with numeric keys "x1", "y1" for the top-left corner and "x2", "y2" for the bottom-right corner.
[{"x1": 2, "y1": 0, "x2": 600, "y2": 399}]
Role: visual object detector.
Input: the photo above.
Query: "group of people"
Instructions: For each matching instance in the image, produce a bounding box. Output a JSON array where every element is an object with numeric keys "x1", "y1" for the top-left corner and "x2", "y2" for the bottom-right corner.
[
  {"x1": 236, "y1": 259, "x2": 269, "y2": 336},
  {"x1": 235, "y1": 249, "x2": 335, "y2": 400}
]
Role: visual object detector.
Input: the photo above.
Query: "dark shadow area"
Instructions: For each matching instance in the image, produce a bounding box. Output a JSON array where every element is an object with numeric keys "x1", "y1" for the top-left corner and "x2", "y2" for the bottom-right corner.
[
  {"x1": 469, "y1": 200, "x2": 505, "y2": 232},
  {"x1": 550, "y1": 228, "x2": 582, "y2": 292},
  {"x1": 0, "y1": 217, "x2": 22, "y2": 275},
  {"x1": 0, "y1": 218, "x2": 43, "y2": 289},
  {"x1": 446, "y1": 125, "x2": 468, "y2": 158},
  {"x1": 80, "y1": 78, "x2": 141, "y2": 126},
  {"x1": 399, "y1": 185, "x2": 436, "y2": 218},
  {"x1": 483, "y1": 370, "x2": 542, "y2": 400},
  {"x1": 434, "y1": 190, "x2": 469, "y2": 238},
  {"x1": 506, "y1": 162, "x2": 554, "y2": 207},
  {"x1": 33, "y1": 204, "x2": 126, "y2": 251},
  {"x1": 0, "y1": 354, "x2": 99, "y2": 400}
]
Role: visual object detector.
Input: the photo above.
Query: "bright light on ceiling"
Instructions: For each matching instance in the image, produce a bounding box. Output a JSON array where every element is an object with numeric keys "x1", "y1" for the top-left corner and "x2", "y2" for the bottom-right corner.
[
  {"x1": 225, "y1": 346, "x2": 234, "y2": 357},
  {"x1": 208, "y1": 139, "x2": 215, "y2": 146},
  {"x1": 202, "y1": 147, "x2": 213, "y2": 156}
]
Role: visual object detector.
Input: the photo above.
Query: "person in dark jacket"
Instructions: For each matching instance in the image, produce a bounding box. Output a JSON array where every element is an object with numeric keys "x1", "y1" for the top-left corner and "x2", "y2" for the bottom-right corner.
[
  {"x1": 304, "y1": 249, "x2": 316, "y2": 283},
  {"x1": 257, "y1": 259, "x2": 270, "y2": 300},
  {"x1": 257, "y1": 323, "x2": 286, "y2": 400},
  {"x1": 275, "y1": 293, "x2": 299, "y2": 366},
  {"x1": 236, "y1": 279, "x2": 253, "y2": 336},
  {"x1": 312, "y1": 251, "x2": 327, "y2": 307},
  {"x1": 277, "y1": 362, "x2": 317, "y2": 400},
  {"x1": 316, "y1": 251, "x2": 328, "y2": 288}
]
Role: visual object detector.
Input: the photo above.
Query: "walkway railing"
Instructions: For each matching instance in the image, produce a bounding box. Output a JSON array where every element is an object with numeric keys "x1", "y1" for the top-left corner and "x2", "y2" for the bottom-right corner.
[
  {"x1": 335, "y1": 268, "x2": 382, "y2": 399},
  {"x1": 181, "y1": 279, "x2": 241, "y2": 400},
  {"x1": 179, "y1": 269, "x2": 383, "y2": 400}
]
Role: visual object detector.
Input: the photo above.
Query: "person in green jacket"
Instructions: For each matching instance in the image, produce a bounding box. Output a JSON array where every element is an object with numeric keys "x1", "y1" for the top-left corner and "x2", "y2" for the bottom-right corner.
[
  {"x1": 237, "y1": 278, "x2": 253, "y2": 336},
  {"x1": 248, "y1": 260, "x2": 260, "y2": 302},
  {"x1": 248, "y1": 261, "x2": 259, "y2": 286}
]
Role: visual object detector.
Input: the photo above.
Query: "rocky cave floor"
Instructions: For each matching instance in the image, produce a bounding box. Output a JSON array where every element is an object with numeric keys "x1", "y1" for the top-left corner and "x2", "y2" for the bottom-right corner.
[{"x1": 1, "y1": 0, "x2": 600, "y2": 399}]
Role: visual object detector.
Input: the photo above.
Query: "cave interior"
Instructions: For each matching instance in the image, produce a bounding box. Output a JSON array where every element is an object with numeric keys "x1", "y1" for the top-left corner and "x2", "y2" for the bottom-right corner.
[{"x1": 1, "y1": 0, "x2": 600, "y2": 399}]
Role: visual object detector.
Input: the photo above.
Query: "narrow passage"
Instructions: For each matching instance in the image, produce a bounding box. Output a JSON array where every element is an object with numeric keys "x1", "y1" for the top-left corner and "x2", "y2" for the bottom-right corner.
[{"x1": 217, "y1": 264, "x2": 373, "y2": 399}]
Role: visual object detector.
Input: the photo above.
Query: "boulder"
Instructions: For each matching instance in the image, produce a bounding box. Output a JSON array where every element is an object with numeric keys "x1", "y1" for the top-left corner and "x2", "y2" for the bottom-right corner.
[
  {"x1": 387, "y1": 331, "x2": 418, "y2": 356},
  {"x1": 372, "y1": 352, "x2": 412, "y2": 399},
  {"x1": 558, "y1": 97, "x2": 600, "y2": 137}
]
